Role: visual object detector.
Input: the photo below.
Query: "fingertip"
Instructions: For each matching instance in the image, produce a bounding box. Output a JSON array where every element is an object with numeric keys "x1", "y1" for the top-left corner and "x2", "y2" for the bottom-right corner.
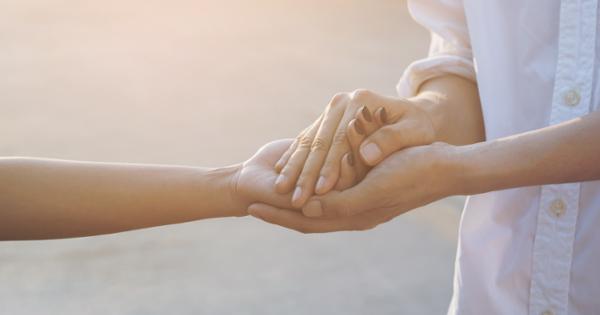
[
  {"x1": 359, "y1": 105, "x2": 373, "y2": 122},
  {"x1": 345, "y1": 123, "x2": 362, "y2": 152},
  {"x1": 374, "y1": 107, "x2": 388, "y2": 126},
  {"x1": 291, "y1": 186, "x2": 310, "y2": 208},
  {"x1": 275, "y1": 174, "x2": 295, "y2": 194},
  {"x1": 360, "y1": 142, "x2": 382, "y2": 166},
  {"x1": 274, "y1": 161, "x2": 284, "y2": 173},
  {"x1": 315, "y1": 176, "x2": 327, "y2": 194},
  {"x1": 350, "y1": 118, "x2": 366, "y2": 136},
  {"x1": 380, "y1": 107, "x2": 388, "y2": 124},
  {"x1": 373, "y1": 107, "x2": 382, "y2": 125},
  {"x1": 311, "y1": 192, "x2": 343, "y2": 218},
  {"x1": 359, "y1": 110, "x2": 379, "y2": 134},
  {"x1": 274, "y1": 175, "x2": 286, "y2": 192},
  {"x1": 346, "y1": 151, "x2": 355, "y2": 166},
  {"x1": 315, "y1": 173, "x2": 337, "y2": 195},
  {"x1": 333, "y1": 153, "x2": 352, "y2": 190},
  {"x1": 291, "y1": 186, "x2": 302, "y2": 203}
]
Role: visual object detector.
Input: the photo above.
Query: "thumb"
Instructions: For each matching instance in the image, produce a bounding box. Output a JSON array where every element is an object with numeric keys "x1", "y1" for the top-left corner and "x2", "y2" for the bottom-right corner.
[
  {"x1": 358, "y1": 123, "x2": 412, "y2": 166},
  {"x1": 301, "y1": 180, "x2": 379, "y2": 218}
]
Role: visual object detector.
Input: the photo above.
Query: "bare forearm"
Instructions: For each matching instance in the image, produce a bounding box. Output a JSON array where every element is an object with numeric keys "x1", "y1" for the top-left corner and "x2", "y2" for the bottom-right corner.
[
  {"x1": 0, "y1": 158, "x2": 242, "y2": 240},
  {"x1": 453, "y1": 110, "x2": 600, "y2": 195},
  {"x1": 412, "y1": 75, "x2": 485, "y2": 145}
]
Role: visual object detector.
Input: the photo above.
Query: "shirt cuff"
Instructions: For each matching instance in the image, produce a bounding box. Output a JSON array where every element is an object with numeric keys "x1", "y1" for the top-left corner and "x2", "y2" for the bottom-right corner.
[{"x1": 396, "y1": 55, "x2": 476, "y2": 97}]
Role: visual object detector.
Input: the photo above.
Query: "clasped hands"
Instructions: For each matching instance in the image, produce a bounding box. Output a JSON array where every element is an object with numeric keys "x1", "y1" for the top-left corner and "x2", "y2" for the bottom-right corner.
[{"x1": 234, "y1": 89, "x2": 464, "y2": 233}]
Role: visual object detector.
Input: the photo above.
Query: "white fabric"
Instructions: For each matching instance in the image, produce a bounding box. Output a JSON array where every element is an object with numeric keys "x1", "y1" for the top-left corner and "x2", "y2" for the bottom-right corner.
[{"x1": 397, "y1": 1, "x2": 600, "y2": 314}]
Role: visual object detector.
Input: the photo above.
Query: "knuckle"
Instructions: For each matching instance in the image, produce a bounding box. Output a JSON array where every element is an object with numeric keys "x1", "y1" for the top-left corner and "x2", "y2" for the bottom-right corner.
[
  {"x1": 310, "y1": 138, "x2": 329, "y2": 152},
  {"x1": 332, "y1": 130, "x2": 348, "y2": 146},
  {"x1": 298, "y1": 136, "x2": 313, "y2": 150},
  {"x1": 330, "y1": 92, "x2": 348, "y2": 105},
  {"x1": 396, "y1": 99, "x2": 411, "y2": 109},
  {"x1": 351, "y1": 89, "x2": 373, "y2": 101}
]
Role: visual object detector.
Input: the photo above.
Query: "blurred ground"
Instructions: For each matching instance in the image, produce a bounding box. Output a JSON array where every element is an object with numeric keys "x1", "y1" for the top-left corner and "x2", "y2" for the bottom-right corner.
[{"x1": 0, "y1": 1, "x2": 464, "y2": 314}]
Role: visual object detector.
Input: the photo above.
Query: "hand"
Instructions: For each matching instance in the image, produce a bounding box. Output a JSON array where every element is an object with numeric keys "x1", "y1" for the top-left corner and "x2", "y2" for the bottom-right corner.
[
  {"x1": 273, "y1": 89, "x2": 437, "y2": 208},
  {"x1": 356, "y1": 96, "x2": 437, "y2": 167},
  {"x1": 273, "y1": 90, "x2": 379, "y2": 209},
  {"x1": 232, "y1": 139, "x2": 357, "y2": 212},
  {"x1": 249, "y1": 142, "x2": 462, "y2": 232}
]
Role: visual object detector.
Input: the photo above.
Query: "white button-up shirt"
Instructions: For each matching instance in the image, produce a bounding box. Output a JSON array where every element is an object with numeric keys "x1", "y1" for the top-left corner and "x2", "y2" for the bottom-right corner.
[{"x1": 397, "y1": 1, "x2": 600, "y2": 314}]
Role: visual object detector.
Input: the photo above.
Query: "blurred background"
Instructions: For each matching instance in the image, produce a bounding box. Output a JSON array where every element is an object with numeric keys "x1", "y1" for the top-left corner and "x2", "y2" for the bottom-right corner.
[{"x1": 0, "y1": 0, "x2": 465, "y2": 314}]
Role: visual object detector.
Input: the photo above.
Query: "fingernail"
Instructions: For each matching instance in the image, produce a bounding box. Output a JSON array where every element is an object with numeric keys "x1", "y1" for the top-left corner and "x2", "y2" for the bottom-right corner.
[
  {"x1": 274, "y1": 162, "x2": 283, "y2": 173},
  {"x1": 346, "y1": 152, "x2": 354, "y2": 166},
  {"x1": 275, "y1": 174, "x2": 286, "y2": 187},
  {"x1": 303, "y1": 200, "x2": 323, "y2": 218},
  {"x1": 292, "y1": 186, "x2": 303, "y2": 203},
  {"x1": 361, "y1": 142, "x2": 382, "y2": 164},
  {"x1": 378, "y1": 107, "x2": 388, "y2": 124},
  {"x1": 316, "y1": 176, "x2": 327, "y2": 192},
  {"x1": 353, "y1": 119, "x2": 365, "y2": 135},
  {"x1": 360, "y1": 106, "x2": 372, "y2": 122}
]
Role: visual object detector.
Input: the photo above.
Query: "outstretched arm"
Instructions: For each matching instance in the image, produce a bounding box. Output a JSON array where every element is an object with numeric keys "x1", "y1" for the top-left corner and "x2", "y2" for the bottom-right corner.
[
  {"x1": 0, "y1": 138, "x2": 357, "y2": 240},
  {"x1": 457, "y1": 109, "x2": 600, "y2": 194},
  {"x1": 0, "y1": 139, "x2": 306, "y2": 240},
  {"x1": 0, "y1": 157, "x2": 241, "y2": 240}
]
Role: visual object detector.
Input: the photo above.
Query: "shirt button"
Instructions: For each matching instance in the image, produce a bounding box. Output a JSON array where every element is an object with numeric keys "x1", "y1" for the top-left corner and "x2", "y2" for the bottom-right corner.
[
  {"x1": 549, "y1": 198, "x2": 566, "y2": 218},
  {"x1": 563, "y1": 89, "x2": 581, "y2": 107},
  {"x1": 541, "y1": 310, "x2": 554, "y2": 315}
]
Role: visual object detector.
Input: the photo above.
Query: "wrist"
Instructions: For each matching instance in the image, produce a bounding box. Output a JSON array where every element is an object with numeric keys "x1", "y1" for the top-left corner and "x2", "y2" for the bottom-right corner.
[
  {"x1": 427, "y1": 142, "x2": 469, "y2": 198},
  {"x1": 408, "y1": 92, "x2": 448, "y2": 143},
  {"x1": 197, "y1": 164, "x2": 248, "y2": 217},
  {"x1": 446, "y1": 141, "x2": 510, "y2": 196},
  {"x1": 411, "y1": 75, "x2": 485, "y2": 145}
]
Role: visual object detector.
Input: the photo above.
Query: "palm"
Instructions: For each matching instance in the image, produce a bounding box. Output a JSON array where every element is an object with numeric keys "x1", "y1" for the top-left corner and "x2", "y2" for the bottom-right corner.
[{"x1": 236, "y1": 139, "x2": 295, "y2": 209}]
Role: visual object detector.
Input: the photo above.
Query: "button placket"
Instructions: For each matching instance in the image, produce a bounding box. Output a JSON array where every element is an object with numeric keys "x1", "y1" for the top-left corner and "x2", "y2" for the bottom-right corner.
[{"x1": 528, "y1": 5, "x2": 595, "y2": 313}]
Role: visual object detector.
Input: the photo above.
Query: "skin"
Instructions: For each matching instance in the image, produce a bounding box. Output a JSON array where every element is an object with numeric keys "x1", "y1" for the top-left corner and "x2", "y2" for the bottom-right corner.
[
  {"x1": 248, "y1": 75, "x2": 600, "y2": 233},
  {"x1": 299, "y1": 108, "x2": 382, "y2": 217},
  {"x1": 0, "y1": 139, "x2": 355, "y2": 241},
  {"x1": 273, "y1": 90, "x2": 397, "y2": 208},
  {"x1": 274, "y1": 75, "x2": 483, "y2": 210},
  {"x1": 249, "y1": 143, "x2": 456, "y2": 232},
  {"x1": 356, "y1": 76, "x2": 484, "y2": 166}
]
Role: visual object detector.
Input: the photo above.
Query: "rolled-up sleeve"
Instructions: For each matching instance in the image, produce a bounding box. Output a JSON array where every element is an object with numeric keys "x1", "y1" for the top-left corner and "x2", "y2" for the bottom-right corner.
[{"x1": 397, "y1": 0, "x2": 475, "y2": 97}]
